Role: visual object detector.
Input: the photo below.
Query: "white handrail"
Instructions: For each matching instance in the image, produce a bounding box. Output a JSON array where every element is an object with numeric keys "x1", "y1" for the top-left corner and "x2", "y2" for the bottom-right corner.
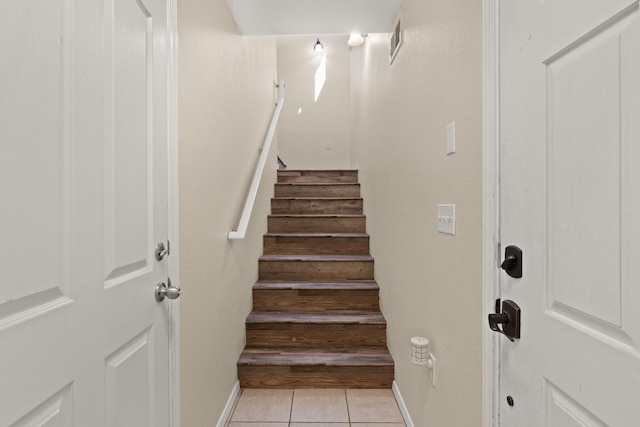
[{"x1": 228, "y1": 80, "x2": 285, "y2": 240}]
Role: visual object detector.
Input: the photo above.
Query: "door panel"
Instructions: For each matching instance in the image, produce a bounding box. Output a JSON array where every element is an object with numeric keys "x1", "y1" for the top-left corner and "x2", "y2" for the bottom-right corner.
[
  {"x1": 499, "y1": 0, "x2": 640, "y2": 425},
  {"x1": 1, "y1": 0, "x2": 77, "y2": 422},
  {"x1": 105, "y1": 330, "x2": 154, "y2": 427},
  {"x1": 0, "y1": 0, "x2": 172, "y2": 424},
  {"x1": 545, "y1": 382, "x2": 606, "y2": 427},
  {"x1": 10, "y1": 385, "x2": 73, "y2": 427},
  {"x1": 542, "y1": 0, "x2": 635, "y2": 59},
  {"x1": 105, "y1": 0, "x2": 154, "y2": 284},
  {"x1": 545, "y1": 13, "x2": 627, "y2": 327},
  {"x1": 1, "y1": 0, "x2": 71, "y2": 305}
]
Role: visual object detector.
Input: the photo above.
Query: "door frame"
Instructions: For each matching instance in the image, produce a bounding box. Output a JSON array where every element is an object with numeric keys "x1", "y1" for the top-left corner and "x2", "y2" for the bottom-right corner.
[
  {"x1": 482, "y1": 0, "x2": 500, "y2": 426},
  {"x1": 167, "y1": 0, "x2": 180, "y2": 425}
]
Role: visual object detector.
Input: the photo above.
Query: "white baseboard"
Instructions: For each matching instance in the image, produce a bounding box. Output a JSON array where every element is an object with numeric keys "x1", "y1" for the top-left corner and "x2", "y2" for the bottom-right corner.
[
  {"x1": 216, "y1": 381, "x2": 240, "y2": 427},
  {"x1": 392, "y1": 380, "x2": 415, "y2": 427}
]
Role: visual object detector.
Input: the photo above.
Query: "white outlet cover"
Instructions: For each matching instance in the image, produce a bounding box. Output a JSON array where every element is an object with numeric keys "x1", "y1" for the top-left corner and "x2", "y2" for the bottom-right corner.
[
  {"x1": 446, "y1": 122, "x2": 455, "y2": 154},
  {"x1": 437, "y1": 204, "x2": 455, "y2": 235}
]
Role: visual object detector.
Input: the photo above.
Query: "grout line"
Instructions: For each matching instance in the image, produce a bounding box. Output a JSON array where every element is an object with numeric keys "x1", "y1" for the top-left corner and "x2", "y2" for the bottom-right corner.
[
  {"x1": 289, "y1": 389, "x2": 295, "y2": 425},
  {"x1": 345, "y1": 388, "x2": 351, "y2": 426}
]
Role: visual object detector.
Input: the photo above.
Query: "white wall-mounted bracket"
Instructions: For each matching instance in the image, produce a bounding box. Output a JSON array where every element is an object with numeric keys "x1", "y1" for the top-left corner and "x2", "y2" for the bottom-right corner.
[{"x1": 426, "y1": 353, "x2": 437, "y2": 387}]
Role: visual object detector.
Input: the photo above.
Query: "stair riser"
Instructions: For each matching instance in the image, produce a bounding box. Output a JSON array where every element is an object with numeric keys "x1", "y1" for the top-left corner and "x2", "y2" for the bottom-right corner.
[
  {"x1": 271, "y1": 198, "x2": 363, "y2": 215},
  {"x1": 275, "y1": 184, "x2": 361, "y2": 198},
  {"x1": 253, "y1": 289, "x2": 380, "y2": 311},
  {"x1": 238, "y1": 366, "x2": 393, "y2": 389},
  {"x1": 245, "y1": 324, "x2": 387, "y2": 347},
  {"x1": 263, "y1": 236, "x2": 369, "y2": 255},
  {"x1": 259, "y1": 260, "x2": 374, "y2": 281},
  {"x1": 278, "y1": 170, "x2": 358, "y2": 183},
  {"x1": 268, "y1": 217, "x2": 366, "y2": 233}
]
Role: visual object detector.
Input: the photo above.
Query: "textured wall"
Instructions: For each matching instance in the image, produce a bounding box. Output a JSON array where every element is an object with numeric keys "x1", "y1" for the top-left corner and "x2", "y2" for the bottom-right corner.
[
  {"x1": 350, "y1": 0, "x2": 483, "y2": 425},
  {"x1": 277, "y1": 35, "x2": 352, "y2": 169},
  {"x1": 178, "y1": 0, "x2": 278, "y2": 425}
]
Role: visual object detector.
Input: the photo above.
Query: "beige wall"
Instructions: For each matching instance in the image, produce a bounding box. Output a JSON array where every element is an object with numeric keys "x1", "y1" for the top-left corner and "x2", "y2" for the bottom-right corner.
[
  {"x1": 277, "y1": 35, "x2": 352, "y2": 169},
  {"x1": 178, "y1": 0, "x2": 278, "y2": 425},
  {"x1": 350, "y1": 1, "x2": 483, "y2": 425}
]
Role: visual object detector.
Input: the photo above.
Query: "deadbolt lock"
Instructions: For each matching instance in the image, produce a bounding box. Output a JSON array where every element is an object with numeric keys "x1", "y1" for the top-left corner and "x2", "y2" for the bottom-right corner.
[
  {"x1": 155, "y1": 241, "x2": 170, "y2": 261},
  {"x1": 501, "y1": 245, "x2": 522, "y2": 278}
]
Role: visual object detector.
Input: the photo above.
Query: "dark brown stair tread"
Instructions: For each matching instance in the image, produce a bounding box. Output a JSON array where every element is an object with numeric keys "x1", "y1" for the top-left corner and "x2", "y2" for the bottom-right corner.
[
  {"x1": 259, "y1": 254, "x2": 374, "y2": 262},
  {"x1": 273, "y1": 197, "x2": 363, "y2": 200},
  {"x1": 271, "y1": 197, "x2": 364, "y2": 209},
  {"x1": 274, "y1": 184, "x2": 361, "y2": 197},
  {"x1": 280, "y1": 169, "x2": 358, "y2": 172},
  {"x1": 277, "y1": 171, "x2": 359, "y2": 180},
  {"x1": 264, "y1": 232, "x2": 369, "y2": 238},
  {"x1": 268, "y1": 215, "x2": 367, "y2": 234},
  {"x1": 277, "y1": 171, "x2": 359, "y2": 184},
  {"x1": 246, "y1": 311, "x2": 386, "y2": 324},
  {"x1": 238, "y1": 347, "x2": 394, "y2": 366},
  {"x1": 254, "y1": 280, "x2": 379, "y2": 290},
  {"x1": 274, "y1": 184, "x2": 360, "y2": 192},
  {"x1": 275, "y1": 182, "x2": 360, "y2": 186},
  {"x1": 269, "y1": 214, "x2": 365, "y2": 218}
]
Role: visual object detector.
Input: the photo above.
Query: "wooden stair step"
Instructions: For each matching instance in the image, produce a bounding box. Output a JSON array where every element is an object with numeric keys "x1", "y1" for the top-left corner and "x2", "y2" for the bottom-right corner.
[
  {"x1": 271, "y1": 197, "x2": 363, "y2": 215},
  {"x1": 253, "y1": 280, "x2": 380, "y2": 311},
  {"x1": 275, "y1": 183, "x2": 361, "y2": 198},
  {"x1": 259, "y1": 255, "x2": 374, "y2": 281},
  {"x1": 238, "y1": 347, "x2": 394, "y2": 366},
  {"x1": 253, "y1": 280, "x2": 380, "y2": 291},
  {"x1": 263, "y1": 233, "x2": 369, "y2": 255},
  {"x1": 268, "y1": 215, "x2": 366, "y2": 233},
  {"x1": 245, "y1": 311, "x2": 387, "y2": 348},
  {"x1": 278, "y1": 170, "x2": 359, "y2": 183},
  {"x1": 246, "y1": 310, "x2": 386, "y2": 324},
  {"x1": 238, "y1": 347, "x2": 394, "y2": 389}
]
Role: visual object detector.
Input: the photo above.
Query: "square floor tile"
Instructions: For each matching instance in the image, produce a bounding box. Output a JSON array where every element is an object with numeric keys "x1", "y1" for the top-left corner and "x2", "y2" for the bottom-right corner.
[
  {"x1": 290, "y1": 389, "x2": 349, "y2": 423},
  {"x1": 227, "y1": 423, "x2": 288, "y2": 427},
  {"x1": 346, "y1": 389, "x2": 405, "y2": 423},
  {"x1": 291, "y1": 424, "x2": 349, "y2": 427},
  {"x1": 351, "y1": 424, "x2": 406, "y2": 427},
  {"x1": 230, "y1": 389, "x2": 293, "y2": 422}
]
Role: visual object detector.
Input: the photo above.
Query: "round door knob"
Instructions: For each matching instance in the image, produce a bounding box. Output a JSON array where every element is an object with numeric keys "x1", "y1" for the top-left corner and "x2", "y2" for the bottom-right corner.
[{"x1": 155, "y1": 281, "x2": 181, "y2": 302}]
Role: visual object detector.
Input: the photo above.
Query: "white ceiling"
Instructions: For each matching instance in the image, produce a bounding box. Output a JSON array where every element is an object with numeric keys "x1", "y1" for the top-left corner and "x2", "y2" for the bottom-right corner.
[{"x1": 226, "y1": 0, "x2": 403, "y2": 36}]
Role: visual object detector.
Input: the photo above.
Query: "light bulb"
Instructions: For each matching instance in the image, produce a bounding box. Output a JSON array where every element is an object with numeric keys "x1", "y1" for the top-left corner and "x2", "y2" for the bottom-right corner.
[{"x1": 348, "y1": 34, "x2": 366, "y2": 47}]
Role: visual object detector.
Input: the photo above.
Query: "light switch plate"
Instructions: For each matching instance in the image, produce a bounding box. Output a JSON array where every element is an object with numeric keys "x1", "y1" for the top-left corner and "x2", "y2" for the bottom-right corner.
[
  {"x1": 446, "y1": 122, "x2": 456, "y2": 154},
  {"x1": 437, "y1": 204, "x2": 455, "y2": 235}
]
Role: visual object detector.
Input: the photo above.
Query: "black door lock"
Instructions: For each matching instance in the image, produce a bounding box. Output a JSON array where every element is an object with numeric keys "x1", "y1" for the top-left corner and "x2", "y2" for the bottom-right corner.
[
  {"x1": 501, "y1": 245, "x2": 522, "y2": 278},
  {"x1": 488, "y1": 299, "x2": 521, "y2": 341}
]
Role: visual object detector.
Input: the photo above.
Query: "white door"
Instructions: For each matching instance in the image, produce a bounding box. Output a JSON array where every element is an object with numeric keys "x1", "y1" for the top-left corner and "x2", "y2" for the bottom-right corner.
[
  {"x1": 498, "y1": 0, "x2": 640, "y2": 425},
  {"x1": 0, "y1": 0, "x2": 175, "y2": 425}
]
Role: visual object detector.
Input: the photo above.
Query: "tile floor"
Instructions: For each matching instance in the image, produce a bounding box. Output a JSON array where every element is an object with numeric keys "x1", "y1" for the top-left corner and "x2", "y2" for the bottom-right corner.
[{"x1": 226, "y1": 389, "x2": 407, "y2": 426}]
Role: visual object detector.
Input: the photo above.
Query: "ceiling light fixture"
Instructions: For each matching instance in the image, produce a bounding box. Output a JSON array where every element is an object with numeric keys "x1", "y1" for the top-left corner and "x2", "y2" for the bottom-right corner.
[
  {"x1": 313, "y1": 38, "x2": 324, "y2": 53},
  {"x1": 348, "y1": 34, "x2": 366, "y2": 47}
]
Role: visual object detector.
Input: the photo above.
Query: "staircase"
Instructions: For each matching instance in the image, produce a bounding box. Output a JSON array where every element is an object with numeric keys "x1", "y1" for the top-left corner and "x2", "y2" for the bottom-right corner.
[{"x1": 237, "y1": 170, "x2": 394, "y2": 389}]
